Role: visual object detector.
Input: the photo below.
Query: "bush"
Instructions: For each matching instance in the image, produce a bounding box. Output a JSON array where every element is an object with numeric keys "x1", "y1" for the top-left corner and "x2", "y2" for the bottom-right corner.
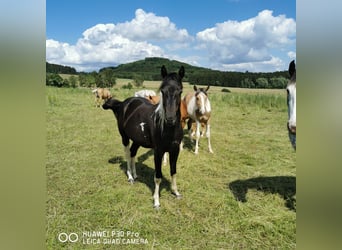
[
  {"x1": 221, "y1": 88, "x2": 231, "y2": 93},
  {"x1": 46, "y1": 73, "x2": 64, "y2": 87},
  {"x1": 122, "y1": 82, "x2": 133, "y2": 90}
]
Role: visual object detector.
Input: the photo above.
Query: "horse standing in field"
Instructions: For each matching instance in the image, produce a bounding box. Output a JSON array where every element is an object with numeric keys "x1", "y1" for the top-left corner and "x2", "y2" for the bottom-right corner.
[
  {"x1": 183, "y1": 85, "x2": 213, "y2": 154},
  {"x1": 103, "y1": 66, "x2": 184, "y2": 208},
  {"x1": 287, "y1": 60, "x2": 296, "y2": 150},
  {"x1": 92, "y1": 88, "x2": 112, "y2": 107},
  {"x1": 134, "y1": 89, "x2": 157, "y2": 98}
]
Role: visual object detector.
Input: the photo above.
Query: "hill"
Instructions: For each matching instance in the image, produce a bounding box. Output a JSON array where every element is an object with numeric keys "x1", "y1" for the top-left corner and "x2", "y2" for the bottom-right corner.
[
  {"x1": 99, "y1": 57, "x2": 213, "y2": 82},
  {"x1": 99, "y1": 57, "x2": 289, "y2": 88}
]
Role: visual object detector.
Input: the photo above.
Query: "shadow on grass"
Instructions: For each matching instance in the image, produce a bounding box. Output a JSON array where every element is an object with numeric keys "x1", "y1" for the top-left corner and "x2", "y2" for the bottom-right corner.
[
  {"x1": 108, "y1": 149, "x2": 171, "y2": 196},
  {"x1": 181, "y1": 134, "x2": 195, "y2": 152},
  {"x1": 228, "y1": 176, "x2": 296, "y2": 211}
]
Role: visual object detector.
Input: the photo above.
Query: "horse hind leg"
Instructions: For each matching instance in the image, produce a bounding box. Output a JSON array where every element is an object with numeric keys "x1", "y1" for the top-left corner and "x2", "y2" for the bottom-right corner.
[
  {"x1": 124, "y1": 144, "x2": 135, "y2": 183},
  {"x1": 163, "y1": 153, "x2": 168, "y2": 166},
  {"x1": 153, "y1": 177, "x2": 161, "y2": 209}
]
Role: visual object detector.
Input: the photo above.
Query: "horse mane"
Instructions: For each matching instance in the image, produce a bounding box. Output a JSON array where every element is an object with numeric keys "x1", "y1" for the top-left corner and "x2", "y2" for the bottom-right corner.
[
  {"x1": 289, "y1": 60, "x2": 296, "y2": 83},
  {"x1": 155, "y1": 92, "x2": 165, "y2": 132},
  {"x1": 154, "y1": 65, "x2": 184, "y2": 132}
]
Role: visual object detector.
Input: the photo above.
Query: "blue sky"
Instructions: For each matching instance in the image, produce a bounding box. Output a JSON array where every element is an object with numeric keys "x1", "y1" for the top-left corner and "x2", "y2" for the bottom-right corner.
[{"x1": 46, "y1": 0, "x2": 296, "y2": 72}]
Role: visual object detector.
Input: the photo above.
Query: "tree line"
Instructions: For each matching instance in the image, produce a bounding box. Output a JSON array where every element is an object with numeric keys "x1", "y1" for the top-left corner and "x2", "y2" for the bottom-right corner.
[{"x1": 46, "y1": 58, "x2": 290, "y2": 89}]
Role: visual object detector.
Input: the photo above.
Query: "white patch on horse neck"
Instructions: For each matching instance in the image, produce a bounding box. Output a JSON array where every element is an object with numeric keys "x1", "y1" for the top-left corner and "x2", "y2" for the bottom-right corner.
[
  {"x1": 205, "y1": 96, "x2": 211, "y2": 113},
  {"x1": 139, "y1": 122, "x2": 145, "y2": 132},
  {"x1": 287, "y1": 83, "x2": 296, "y2": 129},
  {"x1": 187, "y1": 96, "x2": 197, "y2": 118},
  {"x1": 155, "y1": 92, "x2": 165, "y2": 131}
]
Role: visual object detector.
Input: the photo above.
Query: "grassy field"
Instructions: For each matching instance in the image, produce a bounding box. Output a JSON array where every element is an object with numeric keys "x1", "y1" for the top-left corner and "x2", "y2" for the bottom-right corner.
[{"x1": 46, "y1": 82, "x2": 295, "y2": 249}]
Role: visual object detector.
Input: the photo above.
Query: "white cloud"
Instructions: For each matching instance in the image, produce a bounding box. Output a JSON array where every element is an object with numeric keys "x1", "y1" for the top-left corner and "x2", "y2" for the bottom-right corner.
[
  {"x1": 46, "y1": 9, "x2": 190, "y2": 71},
  {"x1": 287, "y1": 51, "x2": 296, "y2": 60},
  {"x1": 218, "y1": 56, "x2": 284, "y2": 72},
  {"x1": 196, "y1": 10, "x2": 296, "y2": 70},
  {"x1": 115, "y1": 9, "x2": 192, "y2": 42},
  {"x1": 46, "y1": 9, "x2": 296, "y2": 72}
]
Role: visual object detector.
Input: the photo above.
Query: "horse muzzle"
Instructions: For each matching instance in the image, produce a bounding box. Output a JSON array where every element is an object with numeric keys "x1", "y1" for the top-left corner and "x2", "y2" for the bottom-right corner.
[{"x1": 165, "y1": 118, "x2": 176, "y2": 126}]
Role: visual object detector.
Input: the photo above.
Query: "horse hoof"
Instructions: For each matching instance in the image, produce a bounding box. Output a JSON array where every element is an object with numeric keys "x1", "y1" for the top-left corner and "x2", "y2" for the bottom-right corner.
[
  {"x1": 153, "y1": 204, "x2": 160, "y2": 210},
  {"x1": 172, "y1": 192, "x2": 182, "y2": 199},
  {"x1": 128, "y1": 179, "x2": 134, "y2": 184}
]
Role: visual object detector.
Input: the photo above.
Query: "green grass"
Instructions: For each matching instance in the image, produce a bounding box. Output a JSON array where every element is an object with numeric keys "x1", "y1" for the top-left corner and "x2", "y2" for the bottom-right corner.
[{"x1": 46, "y1": 84, "x2": 295, "y2": 249}]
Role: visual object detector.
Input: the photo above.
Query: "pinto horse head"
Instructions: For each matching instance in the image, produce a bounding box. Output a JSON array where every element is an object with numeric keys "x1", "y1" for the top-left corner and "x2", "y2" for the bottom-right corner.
[
  {"x1": 193, "y1": 85, "x2": 211, "y2": 115},
  {"x1": 287, "y1": 60, "x2": 296, "y2": 150},
  {"x1": 156, "y1": 65, "x2": 184, "y2": 127}
]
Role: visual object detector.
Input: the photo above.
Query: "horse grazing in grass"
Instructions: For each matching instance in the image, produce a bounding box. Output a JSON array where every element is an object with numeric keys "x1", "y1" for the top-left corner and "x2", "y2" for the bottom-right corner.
[
  {"x1": 183, "y1": 85, "x2": 213, "y2": 154},
  {"x1": 287, "y1": 60, "x2": 296, "y2": 150},
  {"x1": 103, "y1": 65, "x2": 184, "y2": 208}
]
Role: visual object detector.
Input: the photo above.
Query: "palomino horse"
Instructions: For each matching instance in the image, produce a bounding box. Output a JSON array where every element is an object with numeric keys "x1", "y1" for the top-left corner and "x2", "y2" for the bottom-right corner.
[
  {"x1": 183, "y1": 85, "x2": 213, "y2": 154},
  {"x1": 103, "y1": 66, "x2": 184, "y2": 208},
  {"x1": 92, "y1": 88, "x2": 112, "y2": 107},
  {"x1": 287, "y1": 60, "x2": 296, "y2": 150}
]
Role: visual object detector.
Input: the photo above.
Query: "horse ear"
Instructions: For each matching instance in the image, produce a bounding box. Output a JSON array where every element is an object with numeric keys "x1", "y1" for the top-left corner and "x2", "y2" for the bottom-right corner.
[
  {"x1": 178, "y1": 66, "x2": 185, "y2": 79},
  {"x1": 289, "y1": 60, "x2": 296, "y2": 77},
  {"x1": 161, "y1": 65, "x2": 167, "y2": 78},
  {"x1": 205, "y1": 85, "x2": 210, "y2": 92},
  {"x1": 193, "y1": 85, "x2": 197, "y2": 91}
]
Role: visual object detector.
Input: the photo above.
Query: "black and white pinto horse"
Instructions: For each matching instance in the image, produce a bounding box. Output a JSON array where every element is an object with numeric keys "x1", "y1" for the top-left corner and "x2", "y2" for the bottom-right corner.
[
  {"x1": 103, "y1": 66, "x2": 184, "y2": 208},
  {"x1": 287, "y1": 60, "x2": 296, "y2": 150}
]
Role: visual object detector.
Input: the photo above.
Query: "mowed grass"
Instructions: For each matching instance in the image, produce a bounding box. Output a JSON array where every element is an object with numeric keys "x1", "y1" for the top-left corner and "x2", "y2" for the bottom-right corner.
[{"x1": 46, "y1": 82, "x2": 295, "y2": 249}]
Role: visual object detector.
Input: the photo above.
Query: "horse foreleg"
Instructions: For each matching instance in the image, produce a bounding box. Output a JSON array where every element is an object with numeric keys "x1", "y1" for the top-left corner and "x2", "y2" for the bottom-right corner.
[
  {"x1": 169, "y1": 147, "x2": 181, "y2": 198},
  {"x1": 153, "y1": 152, "x2": 163, "y2": 208},
  {"x1": 194, "y1": 121, "x2": 201, "y2": 154},
  {"x1": 206, "y1": 123, "x2": 213, "y2": 153}
]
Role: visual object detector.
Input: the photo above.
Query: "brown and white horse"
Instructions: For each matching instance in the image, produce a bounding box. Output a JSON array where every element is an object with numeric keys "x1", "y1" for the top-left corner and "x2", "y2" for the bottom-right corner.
[
  {"x1": 287, "y1": 60, "x2": 296, "y2": 150},
  {"x1": 183, "y1": 85, "x2": 213, "y2": 154}
]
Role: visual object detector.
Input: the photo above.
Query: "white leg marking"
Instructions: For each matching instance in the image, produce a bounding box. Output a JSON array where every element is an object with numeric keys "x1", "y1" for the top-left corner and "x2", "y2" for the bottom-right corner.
[
  {"x1": 206, "y1": 124, "x2": 213, "y2": 153},
  {"x1": 171, "y1": 174, "x2": 181, "y2": 198},
  {"x1": 131, "y1": 156, "x2": 137, "y2": 179},
  {"x1": 180, "y1": 141, "x2": 184, "y2": 151},
  {"x1": 153, "y1": 177, "x2": 161, "y2": 208},
  {"x1": 194, "y1": 121, "x2": 201, "y2": 154},
  {"x1": 124, "y1": 146, "x2": 134, "y2": 183}
]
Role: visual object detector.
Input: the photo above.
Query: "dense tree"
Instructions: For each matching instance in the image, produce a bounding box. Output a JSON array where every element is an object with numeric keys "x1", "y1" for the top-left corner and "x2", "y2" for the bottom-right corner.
[
  {"x1": 46, "y1": 62, "x2": 77, "y2": 74},
  {"x1": 47, "y1": 58, "x2": 291, "y2": 89}
]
